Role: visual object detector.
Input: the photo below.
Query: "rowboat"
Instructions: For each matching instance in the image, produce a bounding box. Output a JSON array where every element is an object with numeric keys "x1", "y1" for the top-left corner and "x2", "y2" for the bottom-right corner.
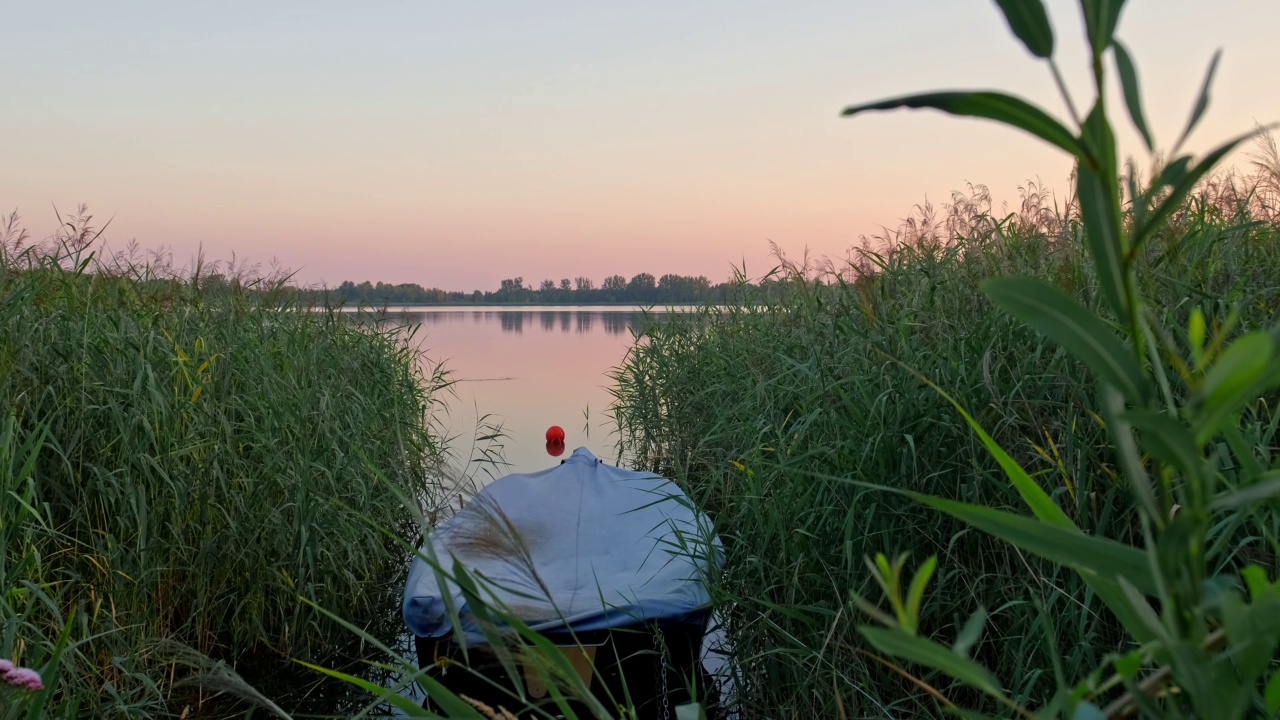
[{"x1": 403, "y1": 447, "x2": 722, "y2": 718}]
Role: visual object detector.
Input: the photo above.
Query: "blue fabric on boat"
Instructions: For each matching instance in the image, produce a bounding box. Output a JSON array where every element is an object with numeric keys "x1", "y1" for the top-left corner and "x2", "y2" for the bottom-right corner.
[{"x1": 403, "y1": 447, "x2": 721, "y2": 641}]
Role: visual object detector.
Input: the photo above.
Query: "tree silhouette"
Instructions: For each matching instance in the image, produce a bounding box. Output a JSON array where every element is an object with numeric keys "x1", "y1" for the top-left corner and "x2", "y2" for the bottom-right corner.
[{"x1": 322, "y1": 271, "x2": 734, "y2": 306}]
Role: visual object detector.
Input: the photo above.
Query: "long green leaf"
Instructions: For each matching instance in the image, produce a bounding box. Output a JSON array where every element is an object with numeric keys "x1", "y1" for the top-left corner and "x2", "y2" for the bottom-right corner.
[
  {"x1": 842, "y1": 91, "x2": 1082, "y2": 156},
  {"x1": 992, "y1": 0, "x2": 1054, "y2": 58},
  {"x1": 859, "y1": 626, "x2": 1010, "y2": 703},
  {"x1": 905, "y1": 370, "x2": 1075, "y2": 528},
  {"x1": 1162, "y1": 155, "x2": 1196, "y2": 188},
  {"x1": 952, "y1": 606, "x2": 987, "y2": 658},
  {"x1": 1112, "y1": 41, "x2": 1152, "y2": 151},
  {"x1": 1080, "y1": 0, "x2": 1126, "y2": 56},
  {"x1": 1076, "y1": 162, "x2": 1127, "y2": 317},
  {"x1": 905, "y1": 555, "x2": 938, "y2": 626},
  {"x1": 1079, "y1": 100, "x2": 1118, "y2": 181},
  {"x1": 26, "y1": 608, "x2": 75, "y2": 720},
  {"x1": 1220, "y1": 590, "x2": 1280, "y2": 688},
  {"x1": 910, "y1": 364, "x2": 1165, "y2": 641},
  {"x1": 1077, "y1": 100, "x2": 1129, "y2": 327},
  {"x1": 914, "y1": 495, "x2": 1159, "y2": 595},
  {"x1": 1131, "y1": 126, "x2": 1277, "y2": 257},
  {"x1": 1121, "y1": 409, "x2": 1201, "y2": 484},
  {"x1": 1100, "y1": 386, "x2": 1163, "y2": 522},
  {"x1": 1195, "y1": 331, "x2": 1276, "y2": 443},
  {"x1": 297, "y1": 660, "x2": 476, "y2": 718},
  {"x1": 1265, "y1": 670, "x2": 1280, "y2": 717},
  {"x1": 1173, "y1": 50, "x2": 1222, "y2": 153},
  {"x1": 982, "y1": 276, "x2": 1147, "y2": 403},
  {"x1": 1087, "y1": 576, "x2": 1159, "y2": 644},
  {"x1": 1211, "y1": 473, "x2": 1280, "y2": 512}
]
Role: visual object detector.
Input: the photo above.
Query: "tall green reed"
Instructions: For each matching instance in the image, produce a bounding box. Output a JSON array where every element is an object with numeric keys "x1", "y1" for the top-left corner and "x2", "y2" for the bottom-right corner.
[
  {"x1": 1, "y1": 219, "x2": 450, "y2": 717},
  {"x1": 838, "y1": 1, "x2": 1280, "y2": 717},
  {"x1": 610, "y1": 8, "x2": 1280, "y2": 712}
]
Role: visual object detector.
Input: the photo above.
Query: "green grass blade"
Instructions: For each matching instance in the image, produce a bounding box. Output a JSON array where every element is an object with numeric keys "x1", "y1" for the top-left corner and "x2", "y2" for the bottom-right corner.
[
  {"x1": 859, "y1": 626, "x2": 1011, "y2": 704},
  {"x1": 1112, "y1": 41, "x2": 1153, "y2": 151},
  {"x1": 1120, "y1": 409, "x2": 1202, "y2": 483},
  {"x1": 1173, "y1": 49, "x2": 1222, "y2": 153},
  {"x1": 1211, "y1": 473, "x2": 1280, "y2": 512},
  {"x1": 842, "y1": 91, "x2": 1082, "y2": 156},
  {"x1": 1080, "y1": 0, "x2": 1126, "y2": 56},
  {"x1": 1082, "y1": 577, "x2": 1160, "y2": 644},
  {"x1": 904, "y1": 555, "x2": 937, "y2": 629},
  {"x1": 952, "y1": 607, "x2": 987, "y2": 658},
  {"x1": 1265, "y1": 670, "x2": 1280, "y2": 717},
  {"x1": 1131, "y1": 126, "x2": 1278, "y2": 258},
  {"x1": 992, "y1": 0, "x2": 1055, "y2": 58},
  {"x1": 1194, "y1": 331, "x2": 1278, "y2": 443},
  {"x1": 913, "y1": 494, "x2": 1158, "y2": 595},
  {"x1": 906, "y1": 368, "x2": 1075, "y2": 529},
  {"x1": 1076, "y1": 161, "x2": 1128, "y2": 317},
  {"x1": 982, "y1": 276, "x2": 1147, "y2": 404},
  {"x1": 296, "y1": 660, "x2": 470, "y2": 718},
  {"x1": 25, "y1": 609, "x2": 76, "y2": 720}
]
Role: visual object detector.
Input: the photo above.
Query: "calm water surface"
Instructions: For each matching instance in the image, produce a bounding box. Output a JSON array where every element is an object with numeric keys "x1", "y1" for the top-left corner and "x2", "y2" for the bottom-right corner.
[
  {"x1": 355, "y1": 305, "x2": 677, "y2": 478},
  {"x1": 337, "y1": 305, "x2": 731, "y2": 716}
]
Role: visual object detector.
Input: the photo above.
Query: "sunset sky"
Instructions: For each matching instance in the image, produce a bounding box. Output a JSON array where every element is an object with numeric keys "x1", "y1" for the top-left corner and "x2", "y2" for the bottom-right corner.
[{"x1": 4, "y1": 1, "x2": 1277, "y2": 291}]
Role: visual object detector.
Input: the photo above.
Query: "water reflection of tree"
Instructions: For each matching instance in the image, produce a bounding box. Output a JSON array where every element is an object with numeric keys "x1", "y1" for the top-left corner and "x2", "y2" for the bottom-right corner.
[
  {"x1": 499, "y1": 311, "x2": 526, "y2": 334},
  {"x1": 601, "y1": 313, "x2": 630, "y2": 335},
  {"x1": 402, "y1": 311, "x2": 470, "y2": 325},
  {"x1": 349, "y1": 308, "x2": 647, "y2": 338}
]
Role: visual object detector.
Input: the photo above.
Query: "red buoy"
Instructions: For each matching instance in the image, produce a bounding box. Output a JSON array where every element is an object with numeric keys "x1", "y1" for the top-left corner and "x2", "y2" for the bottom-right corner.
[{"x1": 546, "y1": 425, "x2": 566, "y2": 444}]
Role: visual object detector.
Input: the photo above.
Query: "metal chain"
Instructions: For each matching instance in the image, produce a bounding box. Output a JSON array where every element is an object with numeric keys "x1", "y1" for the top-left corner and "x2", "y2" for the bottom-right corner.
[{"x1": 652, "y1": 625, "x2": 671, "y2": 720}]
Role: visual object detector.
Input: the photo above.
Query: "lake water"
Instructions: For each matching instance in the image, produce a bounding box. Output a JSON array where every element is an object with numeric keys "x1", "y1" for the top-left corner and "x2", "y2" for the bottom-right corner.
[
  {"x1": 337, "y1": 305, "x2": 734, "y2": 716},
  {"x1": 355, "y1": 305, "x2": 671, "y2": 479}
]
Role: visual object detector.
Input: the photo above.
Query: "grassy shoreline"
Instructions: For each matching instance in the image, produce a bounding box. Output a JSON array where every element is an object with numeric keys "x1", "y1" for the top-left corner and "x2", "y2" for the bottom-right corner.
[
  {"x1": 4, "y1": 130, "x2": 1278, "y2": 720},
  {"x1": 1, "y1": 228, "x2": 449, "y2": 717},
  {"x1": 611, "y1": 158, "x2": 1280, "y2": 716}
]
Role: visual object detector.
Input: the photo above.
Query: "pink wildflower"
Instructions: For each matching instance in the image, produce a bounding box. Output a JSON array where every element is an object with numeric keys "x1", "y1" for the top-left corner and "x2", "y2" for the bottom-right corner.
[
  {"x1": 5, "y1": 667, "x2": 43, "y2": 691},
  {"x1": 0, "y1": 659, "x2": 12, "y2": 675}
]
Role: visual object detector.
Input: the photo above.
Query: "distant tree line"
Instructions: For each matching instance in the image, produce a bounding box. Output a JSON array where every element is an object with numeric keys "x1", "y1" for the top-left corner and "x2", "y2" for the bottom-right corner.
[{"x1": 312, "y1": 272, "x2": 742, "y2": 305}]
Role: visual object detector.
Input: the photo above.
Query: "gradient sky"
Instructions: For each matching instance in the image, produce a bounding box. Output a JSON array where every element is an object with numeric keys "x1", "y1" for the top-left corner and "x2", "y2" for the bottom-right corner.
[{"x1": 3, "y1": 1, "x2": 1277, "y2": 290}]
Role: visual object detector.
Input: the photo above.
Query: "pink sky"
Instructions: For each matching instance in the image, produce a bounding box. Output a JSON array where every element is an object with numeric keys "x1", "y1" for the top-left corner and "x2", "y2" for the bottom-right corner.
[{"x1": 3, "y1": 1, "x2": 1277, "y2": 291}]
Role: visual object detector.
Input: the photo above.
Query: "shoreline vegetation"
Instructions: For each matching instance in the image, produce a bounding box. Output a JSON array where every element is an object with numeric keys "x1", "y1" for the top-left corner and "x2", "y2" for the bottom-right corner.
[
  {"x1": 4, "y1": 128, "x2": 1275, "y2": 716},
  {"x1": 5, "y1": 4, "x2": 1280, "y2": 716},
  {"x1": 307, "y1": 273, "x2": 734, "y2": 307},
  {"x1": 1, "y1": 215, "x2": 455, "y2": 717},
  {"x1": 611, "y1": 137, "x2": 1280, "y2": 717},
  {"x1": 609, "y1": 5, "x2": 1280, "y2": 716},
  {"x1": 3, "y1": 134, "x2": 1278, "y2": 716}
]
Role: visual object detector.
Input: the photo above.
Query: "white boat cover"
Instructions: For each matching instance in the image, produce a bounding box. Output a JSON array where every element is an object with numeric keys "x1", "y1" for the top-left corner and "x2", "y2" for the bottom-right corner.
[{"x1": 403, "y1": 447, "x2": 721, "y2": 640}]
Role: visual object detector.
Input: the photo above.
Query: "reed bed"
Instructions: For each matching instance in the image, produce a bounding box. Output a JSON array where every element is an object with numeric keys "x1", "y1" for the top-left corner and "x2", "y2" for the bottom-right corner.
[
  {"x1": 1, "y1": 213, "x2": 449, "y2": 718},
  {"x1": 611, "y1": 156, "x2": 1280, "y2": 717}
]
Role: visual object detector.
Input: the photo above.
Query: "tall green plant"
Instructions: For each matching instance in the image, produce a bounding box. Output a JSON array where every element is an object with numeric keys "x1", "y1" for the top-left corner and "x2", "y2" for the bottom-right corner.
[
  {"x1": 842, "y1": 1, "x2": 1280, "y2": 717},
  {"x1": 0, "y1": 232, "x2": 453, "y2": 716}
]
